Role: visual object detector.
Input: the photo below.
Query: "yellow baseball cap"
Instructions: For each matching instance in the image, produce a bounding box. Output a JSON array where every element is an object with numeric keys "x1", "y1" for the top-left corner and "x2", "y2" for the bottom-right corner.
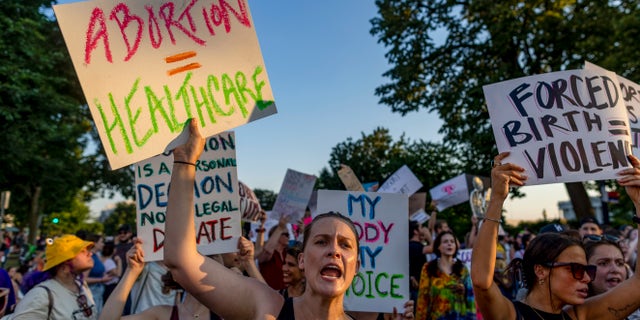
[{"x1": 43, "y1": 235, "x2": 94, "y2": 271}]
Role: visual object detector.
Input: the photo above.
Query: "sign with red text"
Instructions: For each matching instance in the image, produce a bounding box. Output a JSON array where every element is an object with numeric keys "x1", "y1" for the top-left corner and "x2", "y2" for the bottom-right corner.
[
  {"x1": 316, "y1": 190, "x2": 409, "y2": 313},
  {"x1": 135, "y1": 132, "x2": 240, "y2": 261},
  {"x1": 584, "y1": 62, "x2": 640, "y2": 158},
  {"x1": 484, "y1": 67, "x2": 632, "y2": 185},
  {"x1": 378, "y1": 165, "x2": 422, "y2": 195},
  {"x1": 53, "y1": 0, "x2": 277, "y2": 170},
  {"x1": 271, "y1": 169, "x2": 317, "y2": 222},
  {"x1": 429, "y1": 174, "x2": 469, "y2": 211}
]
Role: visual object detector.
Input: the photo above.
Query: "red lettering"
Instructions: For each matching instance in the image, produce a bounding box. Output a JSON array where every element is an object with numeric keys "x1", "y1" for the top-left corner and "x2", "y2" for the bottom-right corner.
[
  {"x1": 109, "y1": 3, "x2": 143, "y2": 62},
  {"x1": 85, "y1": 7, "x2": 112, "y2": 64},
  {"x1": 145, "y1": 5, "x2": 163, "y2": 49},
  {"x1": 153, "y1": 228, "x2": 165, "y2": 252},
  {"x1": 220, "y1": 217, "x2": 232, "y2": 240},
  {"x1": 159, "y1": 2, "x2": 205, "y2": 45}
]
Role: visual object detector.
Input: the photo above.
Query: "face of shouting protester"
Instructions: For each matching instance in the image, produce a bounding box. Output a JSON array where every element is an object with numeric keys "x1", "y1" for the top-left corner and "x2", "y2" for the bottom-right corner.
[
  {"x1": 299, "y1": 217, "x2": 359, "y2": 298},
  {"x1": 587, "y1": 244, "x2": 626, "y2": 295},
  {"x1": 437, "y1": 233, "x2": 457, "y2": 258}
]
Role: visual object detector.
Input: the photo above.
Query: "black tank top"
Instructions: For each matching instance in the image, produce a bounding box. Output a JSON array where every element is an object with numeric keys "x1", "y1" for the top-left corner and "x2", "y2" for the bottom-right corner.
[{"x1": 513, "y1": 301, "x2": 570, "y2": 320}]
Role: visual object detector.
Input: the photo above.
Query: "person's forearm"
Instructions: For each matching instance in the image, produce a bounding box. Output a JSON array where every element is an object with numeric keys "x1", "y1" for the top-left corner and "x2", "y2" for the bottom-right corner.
[
  {"x1": 243, "y1": 259, "x2": 266, "y2": 284},
  {"x1": 99, "y1": 267, "x2": 141, "y2": 320},
  {"x1": 164, "y1": 164, "x2": 198, "y2": 270},
  {"x1": 470, "y1": 199, "x2": 502, "y2": 289}
]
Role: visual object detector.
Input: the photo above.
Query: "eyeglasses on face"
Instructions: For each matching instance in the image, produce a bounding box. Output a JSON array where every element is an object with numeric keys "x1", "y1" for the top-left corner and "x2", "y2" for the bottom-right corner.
[
  {"x1": 543, "y1": 262, "x2": 596, "y2": 282},
  {"x1": 583, "y1": 234, "x2": 620, "y2": 243},
  {"x1": 76, "y1": 294, "x2": 93, "y2": 317}
]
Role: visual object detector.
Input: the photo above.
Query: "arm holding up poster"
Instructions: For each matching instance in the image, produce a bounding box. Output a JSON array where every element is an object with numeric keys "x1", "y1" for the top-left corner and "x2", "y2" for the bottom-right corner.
[
  {"x1": 472, "y1": 152, "x2": 640, "y2": 320},
  {"x1": 163, "y1": 119, "x2": 283, "y2": 319}
]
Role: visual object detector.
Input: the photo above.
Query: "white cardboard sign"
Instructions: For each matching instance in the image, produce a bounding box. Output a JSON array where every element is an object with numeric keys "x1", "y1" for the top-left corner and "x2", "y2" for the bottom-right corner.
[
  {"x1": 53, "y1": 0, "x2": 277, "y2": 169},
  {"x1": 135, "y1": 132, "x2": 240, "y2": 261},
  {"x1": 483, "y1": 67, "x2": 632, "y2": 185},
  {"x1": 378, "y1": 165, "x2": 423, "y2": 195},
  {"x1": 316, "y1": 190, "x2": 409, "y2": 313}
]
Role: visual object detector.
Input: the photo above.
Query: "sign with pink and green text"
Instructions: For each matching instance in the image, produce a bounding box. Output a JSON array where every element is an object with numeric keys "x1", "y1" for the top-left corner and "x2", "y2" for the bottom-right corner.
[{"x1": 53, "y1": 0, "x2": 277, "y2": 170}]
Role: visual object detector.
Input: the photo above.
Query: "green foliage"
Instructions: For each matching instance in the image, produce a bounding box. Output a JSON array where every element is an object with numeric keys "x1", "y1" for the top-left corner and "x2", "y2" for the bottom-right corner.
[
  {"x1": 370, "y1": 0, "x2": 640, "y2": 219},
  {"x1": 102, "y1": 202, "x2": 137, "y2": 236},
  {"x1": 316, "y1": 127, "x2": 479, "y2": 240},
  {"x1": 253, "y1": 189, "x2": 277, "y2": 211},
  {"x1": 40, "y1": 192, "x2": 102, "y2": 237}
]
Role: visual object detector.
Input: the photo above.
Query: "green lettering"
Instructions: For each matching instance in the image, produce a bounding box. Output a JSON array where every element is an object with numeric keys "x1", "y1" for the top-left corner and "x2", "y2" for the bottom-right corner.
[
  {"x1": 390, "y1": 274, "x2": 403, "y2": 298},
  {"x1": 125, "y1": 78, "x2": 153, "y2": 147},
  {"x1": 252, "y1": 65, "x2": 274, "y2": 110},
  {"x1": 222, "y1": 73, "x2": 245, "y2": 117},
  {"x1": 192, "y1": 86, "x2": 212, "y2": 127},
  {"x1": 96, "y1": 94, "x2": 132, "y2": 154},
  {"x1": 159, "y1": 162, "x2": 171, "y2": 175},
  {"x1": 375, "y1": 272, "x2": 389, "y2": 297}
]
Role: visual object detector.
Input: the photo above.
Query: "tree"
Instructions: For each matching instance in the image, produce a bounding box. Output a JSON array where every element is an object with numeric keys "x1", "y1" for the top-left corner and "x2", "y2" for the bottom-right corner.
[
  {"x1": 41, "y1": 191, "x2": 103, "y2": 237},
  {"x1": 254, "y1": 189, "x2": 277, "y2": 211},
  {"x1": 369, "y1": 0, "x2": 640, "y2": 221},
  {"x1": 102, "y1": 201, "x2": 137, "y2": 236},
  {"x1": 316, "y1": 127, "x2": 476, "y2": 240},
  {"x1": 0, "y1": 1, "x2": 133, "y2": 243}
]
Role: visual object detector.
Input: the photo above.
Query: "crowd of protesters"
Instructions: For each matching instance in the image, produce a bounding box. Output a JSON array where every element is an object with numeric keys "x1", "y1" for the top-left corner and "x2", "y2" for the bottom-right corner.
[{"x1": 1, "y1": 125, "x2": 640, "y2": 319}]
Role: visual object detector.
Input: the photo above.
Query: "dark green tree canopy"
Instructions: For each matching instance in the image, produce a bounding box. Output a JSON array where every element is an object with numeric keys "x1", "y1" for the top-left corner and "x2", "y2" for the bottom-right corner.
[{"x1": 370, "y1": 0, "x2": 640, "y2": 220}]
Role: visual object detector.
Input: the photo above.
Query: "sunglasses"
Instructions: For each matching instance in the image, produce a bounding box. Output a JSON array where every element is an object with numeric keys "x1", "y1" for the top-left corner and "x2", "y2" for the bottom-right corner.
[
  {"x1": 583, "y1": 234, "x2": 620, "y2": 243},
  {"x1": 76, "y1": 294, "x2": 93, "y2": 317},
  {"x1": 544, "y1": 262, "x2": 596, "y2": 282}
]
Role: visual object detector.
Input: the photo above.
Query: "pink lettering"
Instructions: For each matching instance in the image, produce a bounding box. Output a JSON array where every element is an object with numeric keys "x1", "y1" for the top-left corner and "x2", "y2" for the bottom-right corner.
[
  {"x1": 109, "y1": 3, "x2": 143, "y2": 62},
  {"x1": 85, "y1": 7, "x2": 113, "y2": 64}
]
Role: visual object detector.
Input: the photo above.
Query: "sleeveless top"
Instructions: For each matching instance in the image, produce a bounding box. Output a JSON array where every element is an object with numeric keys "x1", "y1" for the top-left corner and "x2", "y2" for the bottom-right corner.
[
  {"x1": 513, "y1": 301, "x2": 571, "y2": 320},
  {"x1": 277, "y1": 298, "x2": 355, "y2": 320},
  {"x1": 170, "y1": 305, "x2": 222, "y2": 320}
]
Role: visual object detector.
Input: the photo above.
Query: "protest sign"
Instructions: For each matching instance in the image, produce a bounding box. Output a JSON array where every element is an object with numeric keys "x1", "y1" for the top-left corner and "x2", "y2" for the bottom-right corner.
[
  {"x1": 316, "y1": 190, "x2": 409, "y2": 313},
  {"x1": 135, "y1": 132, "x2": 240, "y2": 261},
  {"x1": 53, "y1": 0, "x2": 277, "y2": 170},
  {"x1": 429, "y1": 174, "x2": 469, "y2": 211},
  {"x1": 271, "y1": 169, "x2": 316, "y2": 222},
  {"x1": 362, "y1": 182, "x2": 379, "y2": 192},
  {"x1": 378, "y1": 165, "x2": 422, "y2": 195},
  {"x1": 484, "y1": 67, "x2": 632, "y2": 185},
  {"x1": 408, "y1": 192, "x2": 426, "y2": 216},
  {"x1": 238, "y1": 180, "x2": 262, "y2": 221},
  {"x1": 429, "y1": 174, "x2": 491, "y2": 212},
  {"x1": 338, "y1": 164, "x2": 365, "y2": 191},
  {"x1": 584, "y1": 62, "x2": 640, "y2": 158}
]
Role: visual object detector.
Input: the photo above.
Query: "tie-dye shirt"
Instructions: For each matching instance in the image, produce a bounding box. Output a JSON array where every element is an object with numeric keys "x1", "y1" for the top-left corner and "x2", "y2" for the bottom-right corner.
[{"x1": 415, "y1": 261, "x2": 476, "y2": 320}]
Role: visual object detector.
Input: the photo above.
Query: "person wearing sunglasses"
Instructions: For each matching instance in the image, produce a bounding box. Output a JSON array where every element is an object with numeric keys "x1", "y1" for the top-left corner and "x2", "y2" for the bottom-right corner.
[
  {"x1": 6, "y1": 234, "x2": 97, "y2": 319},
  {"x1": 472, "y1": 152, "x2": 640, "y2": 320}
]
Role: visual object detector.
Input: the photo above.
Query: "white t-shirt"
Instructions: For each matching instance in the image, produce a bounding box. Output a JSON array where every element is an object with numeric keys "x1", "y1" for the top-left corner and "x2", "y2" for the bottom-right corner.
[
  {"x1": 5, "y1": 278, "x2": 97, "y2": 320},
  {"x1": 102, "y1": 257, "x2": 119, "y2": 286}
]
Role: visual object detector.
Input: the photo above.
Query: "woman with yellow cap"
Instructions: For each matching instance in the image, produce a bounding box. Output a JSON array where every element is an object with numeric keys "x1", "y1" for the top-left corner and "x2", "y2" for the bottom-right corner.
[{"x1": 4, "y1": 234, "x2": 98, "y2": 319}]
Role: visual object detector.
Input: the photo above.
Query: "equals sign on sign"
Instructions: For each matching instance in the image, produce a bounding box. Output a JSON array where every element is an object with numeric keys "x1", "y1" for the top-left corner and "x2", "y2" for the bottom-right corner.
[
  {"x1": 165, "y1": 51, "x2": 202, "y2": 76},
  {"x1": 608, "y1": 119, "x2": 629, "y2": 136}
]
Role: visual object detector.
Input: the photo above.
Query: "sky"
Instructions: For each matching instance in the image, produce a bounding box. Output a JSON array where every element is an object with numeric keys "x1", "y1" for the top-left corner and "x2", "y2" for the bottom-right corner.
[{"x1": 60, "y1": 0, "x2": 572, "y2": 223}]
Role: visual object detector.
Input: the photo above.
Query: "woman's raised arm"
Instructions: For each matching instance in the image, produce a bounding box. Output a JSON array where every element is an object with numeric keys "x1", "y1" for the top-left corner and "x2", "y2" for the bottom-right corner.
[{"x1": 163, "y1": 119, "x2": 283, "y2": 319}]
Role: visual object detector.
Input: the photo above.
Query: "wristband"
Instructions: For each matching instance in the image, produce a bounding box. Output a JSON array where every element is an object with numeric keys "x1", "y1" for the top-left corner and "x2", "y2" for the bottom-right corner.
[
  {"x1": 174, "y1": 161, "x2": 196, "y2": 167},
  {"x1": 483, "y1": 217, "x2": 502, "y2": 224},
  {"x1": 255, "y1": 228, "x2": 265, "y2": 233}
]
